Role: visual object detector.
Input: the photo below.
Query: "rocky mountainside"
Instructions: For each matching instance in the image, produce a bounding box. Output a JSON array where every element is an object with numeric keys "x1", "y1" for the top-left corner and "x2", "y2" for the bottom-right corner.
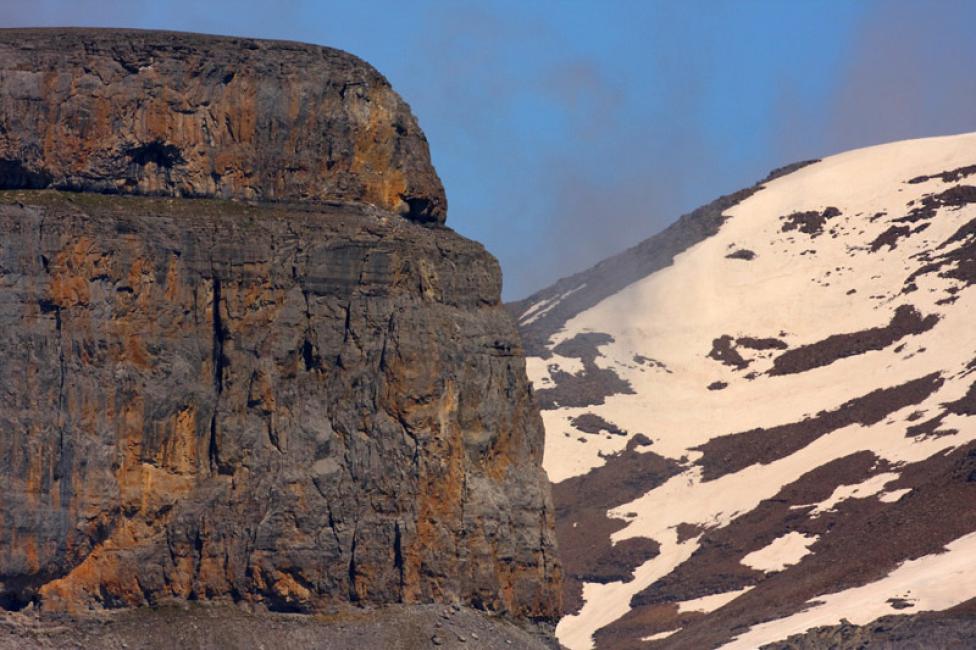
[
  {"x1": 0, "y1": 28, "x2": 560, "y2": 632},
  {"x1": 511, "y1": 132, "x2": 976, "y2": 648}
]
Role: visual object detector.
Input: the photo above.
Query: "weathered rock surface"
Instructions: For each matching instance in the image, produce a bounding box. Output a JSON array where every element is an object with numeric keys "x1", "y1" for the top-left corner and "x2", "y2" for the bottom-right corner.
[
  {"x1": 0, "y1": 190, "x2": 559, "y2": 620},
  {"x1": 0, "y1": 28, "x2": 559, "y2": 628},
  {"x1": 0, "y1": 29, "x2": 445, "y2": 223}
]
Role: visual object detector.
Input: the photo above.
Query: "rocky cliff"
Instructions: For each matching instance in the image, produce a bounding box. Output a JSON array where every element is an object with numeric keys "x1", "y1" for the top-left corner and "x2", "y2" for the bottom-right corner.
[
  {"x1": 0, "y1": 29, "x2": 445, "y2": 222},
  {"x1": 0, "y1": 29, "x2": 560, "y2": 624}
]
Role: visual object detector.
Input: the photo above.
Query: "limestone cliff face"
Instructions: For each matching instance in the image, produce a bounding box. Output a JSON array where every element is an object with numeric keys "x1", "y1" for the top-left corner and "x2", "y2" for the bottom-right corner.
[
  {"x1": 0, "y1": 29, "x2": 446, "y2": 223},
  {"x1": 0, "y1": 30, "x2": 559, "y2": 621}
]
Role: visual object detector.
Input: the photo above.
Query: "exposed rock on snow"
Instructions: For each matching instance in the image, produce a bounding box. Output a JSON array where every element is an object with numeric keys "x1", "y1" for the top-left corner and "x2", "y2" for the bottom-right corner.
[{"x1": 513, "y1": 132, "x2": 976, "y2": 649}]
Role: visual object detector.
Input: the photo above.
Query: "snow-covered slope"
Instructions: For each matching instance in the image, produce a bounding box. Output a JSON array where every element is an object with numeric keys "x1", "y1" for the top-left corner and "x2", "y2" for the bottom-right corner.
[{"x1": 512, "y1": 132, "x2": 976, "y2": 649}]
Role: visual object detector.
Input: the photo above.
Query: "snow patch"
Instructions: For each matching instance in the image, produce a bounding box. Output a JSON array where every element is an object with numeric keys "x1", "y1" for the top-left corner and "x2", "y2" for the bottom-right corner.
[
  {"x1": 555, "y1": 530, "x2": 700, "y2": 650},
  {"x1": 641, "y1": 629, "x2": 680, "y2": 642},
  {"x1": 677, "y1": 586, "x2": 755, "y2": 613},
  {"x1": 878, "y1": 488, "x2": 913, "y2": 503},
  {"x1": 719, "y1": 531, "x2": 976, "y2": 649},
  {"x1": 519, "y1": 284, "x2": 586, "y2": 326},
  {"x1": 809, "y1": 472, "x2": 900, "y2": 514},
  {"x1": 741, "y1": 532, "x2": 818, "y2": 572}
]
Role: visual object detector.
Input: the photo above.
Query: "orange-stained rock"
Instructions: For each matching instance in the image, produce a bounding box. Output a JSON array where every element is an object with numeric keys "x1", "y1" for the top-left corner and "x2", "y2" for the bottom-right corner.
[
  {"x1": 0, "y1": 28, "x2": 559, "y2": 626},
  {"x1": 0, "y1": 29, "x2": 446, "y2": 223},
  {"x1": 0, "y1": 192, "x2": 560, "y2": 622}
]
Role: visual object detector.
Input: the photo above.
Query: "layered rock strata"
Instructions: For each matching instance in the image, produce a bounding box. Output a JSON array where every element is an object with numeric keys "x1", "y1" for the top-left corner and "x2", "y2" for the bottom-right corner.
[
  {"x1": 0, "y1": 29, "x2": 445, "y2": 222},
  {"x1": 0, "y1": 29, "x2": 560, "y2": 623}
]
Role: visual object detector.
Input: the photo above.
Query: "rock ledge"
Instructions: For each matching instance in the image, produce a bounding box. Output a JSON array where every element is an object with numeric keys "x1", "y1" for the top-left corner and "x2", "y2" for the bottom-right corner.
[{"x1": 0, "y1": 29, "x2": 446, "y2": 223}]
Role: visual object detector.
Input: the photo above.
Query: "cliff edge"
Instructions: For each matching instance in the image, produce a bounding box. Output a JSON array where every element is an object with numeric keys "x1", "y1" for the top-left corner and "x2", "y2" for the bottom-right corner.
[
  {"x1": 0, "y1": 29, "x2": 560, "y2": 626},
  {"x1": 0, "y1": 29, "x2": 446, "y2": 222}
]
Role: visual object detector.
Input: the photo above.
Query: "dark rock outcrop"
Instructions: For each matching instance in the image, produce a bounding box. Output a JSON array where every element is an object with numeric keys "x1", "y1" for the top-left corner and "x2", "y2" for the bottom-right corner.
[
  {"x1": 0, "y1": 29, "x2": 446, "y2": 223},
  {"x1": 0, "y1": 29, "x2": 559, "y2": 625}
]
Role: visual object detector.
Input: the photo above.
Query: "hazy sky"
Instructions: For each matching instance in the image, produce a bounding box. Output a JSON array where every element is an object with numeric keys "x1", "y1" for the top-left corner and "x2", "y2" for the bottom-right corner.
[{"x1": 3, "y1": 1, "x2": 976, "y2": 299}]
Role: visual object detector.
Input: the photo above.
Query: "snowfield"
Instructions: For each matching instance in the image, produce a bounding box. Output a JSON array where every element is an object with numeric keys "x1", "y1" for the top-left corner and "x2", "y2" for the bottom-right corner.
[{"x1": 520, "y1": 132, "x2": 976, "y2": 649}]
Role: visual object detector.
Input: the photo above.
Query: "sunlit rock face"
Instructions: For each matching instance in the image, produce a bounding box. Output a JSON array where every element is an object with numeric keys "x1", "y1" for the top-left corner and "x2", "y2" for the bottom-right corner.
[
  {"x1": 0, "y1": 29, "x2": 560, "y2": 623},
  {"x1": 512, "y1": 132, "x2": 976, "y2": 649},
  {"x1": 0, "y1": 29, "x2": 446, "y2": 223}
]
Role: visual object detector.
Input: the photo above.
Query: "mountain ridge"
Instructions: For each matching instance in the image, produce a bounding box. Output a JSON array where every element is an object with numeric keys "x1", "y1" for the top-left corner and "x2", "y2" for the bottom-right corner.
[
  {"x1": 515, "y1": 131, "x2": 976, "y2": 649},
  {"x1": 507, "y1": 159, "x2": 819, "y2": 357}
]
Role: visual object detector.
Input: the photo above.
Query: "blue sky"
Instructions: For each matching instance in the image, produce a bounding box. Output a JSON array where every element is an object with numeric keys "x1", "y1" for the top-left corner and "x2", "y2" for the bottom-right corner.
[{"x1": 4, "y1": 1, "x2": 976, "y2": 299}]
